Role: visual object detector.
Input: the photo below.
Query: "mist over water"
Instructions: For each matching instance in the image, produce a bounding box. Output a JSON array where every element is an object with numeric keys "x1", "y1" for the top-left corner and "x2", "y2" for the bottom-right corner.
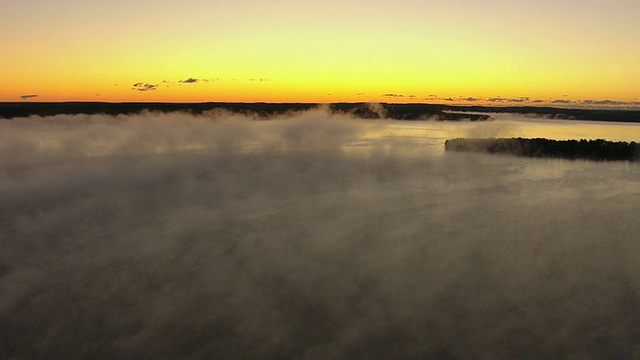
[{"x1": 2, "y1": 109, "x2": 640, "y2": 358}]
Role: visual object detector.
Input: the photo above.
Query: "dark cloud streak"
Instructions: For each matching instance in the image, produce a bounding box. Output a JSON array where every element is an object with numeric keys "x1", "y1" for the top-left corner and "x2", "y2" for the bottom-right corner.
[
  {"x1": 179, "y1": 78, "x2": 199, "y2": 84},
  {"x1": 132, "y1": 83, "x2": 158, "y2": 91}
]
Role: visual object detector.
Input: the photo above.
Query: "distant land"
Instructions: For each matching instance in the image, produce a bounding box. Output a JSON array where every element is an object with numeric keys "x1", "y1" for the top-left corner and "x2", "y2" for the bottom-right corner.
[
  {"x1": 2, "y1": 102, "x2": 640, "y2": 122},
  {"x1": 445, "y1": 138, "x2": 640, "y2": 161}
]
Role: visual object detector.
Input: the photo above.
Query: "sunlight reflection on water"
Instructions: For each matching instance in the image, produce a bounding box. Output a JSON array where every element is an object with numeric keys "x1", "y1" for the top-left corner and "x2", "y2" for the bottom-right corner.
[{"x1": 354, "y1": 115, "x2": 640, "y2": 157}]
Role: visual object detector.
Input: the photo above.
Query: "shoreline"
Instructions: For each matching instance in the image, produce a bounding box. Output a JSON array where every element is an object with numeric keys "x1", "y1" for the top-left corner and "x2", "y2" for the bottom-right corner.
[
  {"x1": 445, "y1": 137, "x2": 640, "y2": 161},
  {"x1": 2, "y1": 102, "x2": 640, "y2": 123}
]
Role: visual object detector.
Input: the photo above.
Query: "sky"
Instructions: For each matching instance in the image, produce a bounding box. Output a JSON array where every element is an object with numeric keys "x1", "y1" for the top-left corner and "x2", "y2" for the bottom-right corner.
[{"x1": 2, "y1": 0, "x2": 639, "y2": 105}]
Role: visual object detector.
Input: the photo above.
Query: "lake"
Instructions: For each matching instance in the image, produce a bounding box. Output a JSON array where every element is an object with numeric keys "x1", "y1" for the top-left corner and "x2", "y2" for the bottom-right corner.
[
  {"x1": 2, "y1": 111, "x2": 640, "y2": 358},
  {"x1": 351, "y1": 114, "x2": 640, "y2": 157}
]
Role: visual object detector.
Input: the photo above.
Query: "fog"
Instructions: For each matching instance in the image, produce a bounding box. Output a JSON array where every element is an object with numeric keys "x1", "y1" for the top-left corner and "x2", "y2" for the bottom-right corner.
[{"x1": 2, "y1": 109, "x2": 640, "y2": 358}]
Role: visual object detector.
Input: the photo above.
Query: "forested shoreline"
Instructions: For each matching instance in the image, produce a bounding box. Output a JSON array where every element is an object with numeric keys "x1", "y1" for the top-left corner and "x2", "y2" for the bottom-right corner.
[
  {"x1": 445, "y1": 138, "x2": 640, "y2": 161},
  {"x1": 2, "y1": 102, "x2": 639, "y2": 122}
]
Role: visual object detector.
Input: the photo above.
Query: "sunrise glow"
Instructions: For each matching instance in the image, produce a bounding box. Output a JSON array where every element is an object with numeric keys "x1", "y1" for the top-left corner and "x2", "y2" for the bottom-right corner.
[{"x1": 2, "y1": 0, "x2": 639, "y2": 106}]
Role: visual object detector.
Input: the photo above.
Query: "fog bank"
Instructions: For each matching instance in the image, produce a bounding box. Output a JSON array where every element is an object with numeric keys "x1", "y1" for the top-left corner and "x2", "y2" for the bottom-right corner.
[{"x1": 2, "y1": 109, "x2": 640, "y2": 358}]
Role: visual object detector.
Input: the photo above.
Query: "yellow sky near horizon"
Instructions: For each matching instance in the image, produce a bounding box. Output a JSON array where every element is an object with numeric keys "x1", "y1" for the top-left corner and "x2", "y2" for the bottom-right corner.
[{"x1": 2, "y1": 0, "x2": 639, "y2": 106}]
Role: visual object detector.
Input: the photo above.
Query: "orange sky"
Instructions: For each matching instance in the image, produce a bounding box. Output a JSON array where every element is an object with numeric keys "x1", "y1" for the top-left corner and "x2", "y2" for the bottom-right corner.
[{"x1": 2, "y1": 0, "x2": 639, "y2": 107}]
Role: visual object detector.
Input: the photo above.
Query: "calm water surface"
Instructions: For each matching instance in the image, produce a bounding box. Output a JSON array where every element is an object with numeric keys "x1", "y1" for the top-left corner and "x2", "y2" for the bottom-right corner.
[{"x1": 358, "y1": 115, "x2": 640, "y2": 156}]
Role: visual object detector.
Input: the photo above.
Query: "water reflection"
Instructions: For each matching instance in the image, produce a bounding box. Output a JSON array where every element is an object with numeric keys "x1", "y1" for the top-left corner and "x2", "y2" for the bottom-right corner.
[{"x1": 355, "y1": 115, "x2": 640, "y2": 157}]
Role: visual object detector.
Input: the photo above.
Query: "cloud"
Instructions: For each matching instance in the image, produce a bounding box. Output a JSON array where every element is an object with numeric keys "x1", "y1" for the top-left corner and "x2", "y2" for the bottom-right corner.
[
  {"x1": 578, "y1": 100, "x2": 640, "y2": 108},
  {"x1": 382, "y1": 93, "x2": 404, "y2": 98},
  {"x1": 179, "y1": 78, "x2": 199, "y2": 84},
  {"x1": 582, "y1": 99, "x2": 626, "y2": 106},
  {"x1": 440, "y1": 97, "x2": 532, "y2": 104},
  {"x1": 2, "y1": 109, "x2": 640, "y2": 357},
  {"x1": 20, "y1": 94, "x2": 38, "y2": 100},
  {"x1": 507, "y1": 97, "x2": 530, "y2": 103},
  {"x1": 552, "y1": 99, "x2": 573, "y2": 104},
  {"x1": 132, "y1": 83, "x2": 158, "y2": 91}
]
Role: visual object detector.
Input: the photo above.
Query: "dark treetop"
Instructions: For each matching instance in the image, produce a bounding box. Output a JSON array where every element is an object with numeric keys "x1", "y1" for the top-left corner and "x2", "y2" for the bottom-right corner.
[
  {"x1": 445, "y1": 138, "x2": 640, "y2": 161},
  {"x1": 2, "y1": 102, "x2": 640, "y2": 122}
]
